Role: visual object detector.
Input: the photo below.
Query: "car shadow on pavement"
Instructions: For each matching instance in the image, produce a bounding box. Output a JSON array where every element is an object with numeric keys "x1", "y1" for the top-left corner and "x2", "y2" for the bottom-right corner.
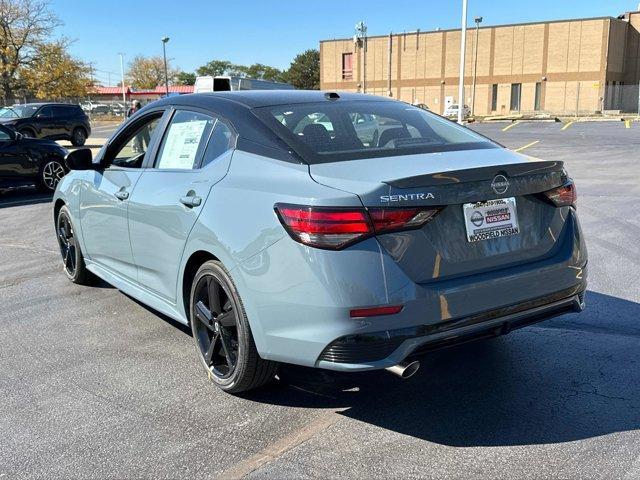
[
  {"x1": 247, "y1": 291, "x2": 640, "y2": 447},
  {"x1": 0, "y1": 187, "x2": 52, "y2": 208}
]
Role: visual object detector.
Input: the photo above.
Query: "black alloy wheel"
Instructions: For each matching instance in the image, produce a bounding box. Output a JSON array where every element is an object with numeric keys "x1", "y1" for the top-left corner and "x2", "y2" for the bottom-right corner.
[
  {"x1": 55, "y1": 206, "x2": 93, "y2": 284},
  {"x1": 190, "y1": 261, "x2": 278, "y2": 393},
  {"x1": 192, "y1": 273, "x2": 239, "y2": 379},
  {"x1": 57, "y1": 210, "x2": 77, "y2": 278}
]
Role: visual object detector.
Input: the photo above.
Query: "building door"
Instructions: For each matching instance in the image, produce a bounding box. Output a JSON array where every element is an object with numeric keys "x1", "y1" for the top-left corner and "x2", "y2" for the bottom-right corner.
[{"x1": 510, "y1": 84, "x2": 521, "y2": 111}]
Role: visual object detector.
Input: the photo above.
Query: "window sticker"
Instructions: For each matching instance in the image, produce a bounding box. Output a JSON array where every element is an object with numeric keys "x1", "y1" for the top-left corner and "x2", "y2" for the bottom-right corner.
[{"x1": 157, "y1": 120, "x2": 209, "y2": 169}]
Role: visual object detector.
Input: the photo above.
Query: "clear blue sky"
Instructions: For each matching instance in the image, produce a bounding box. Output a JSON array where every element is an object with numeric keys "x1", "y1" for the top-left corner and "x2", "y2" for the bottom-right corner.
[{"x1": 51, "y1": 0, "x2": 636, "y2": 86}]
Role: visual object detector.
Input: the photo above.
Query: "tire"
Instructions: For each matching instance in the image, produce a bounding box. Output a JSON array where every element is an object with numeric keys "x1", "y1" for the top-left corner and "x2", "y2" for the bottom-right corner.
[
  {"x1": 36, "y1": 158, "x2": 66, "y2": 193},
  {"x1": 19, "y1": 128, "x2": 36, "y2": 139},
  {"x1": 71, "y1": 127, "x2": 87, "y2": 146},
  {"x1": 55, "y1": 206, "x2": 94, "y2": 285},
  {"x1": 190, "y1": 260, "x2": 278, "y2": 394}
]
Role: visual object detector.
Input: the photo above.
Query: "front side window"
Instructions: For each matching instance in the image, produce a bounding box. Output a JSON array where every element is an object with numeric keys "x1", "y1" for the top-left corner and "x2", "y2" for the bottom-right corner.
[
  {"x1": 155, "y1": 110, "x2": 215, "y2": 170},
  {"x1": 111, "y1": 115, "x2": 162, "y2": 168},
  {"x1": 254, "y1": 100, "x2": 496, "y2": 164},
  {"x1": 37, "y1": 106, "x2": 53, "y2": 118}
]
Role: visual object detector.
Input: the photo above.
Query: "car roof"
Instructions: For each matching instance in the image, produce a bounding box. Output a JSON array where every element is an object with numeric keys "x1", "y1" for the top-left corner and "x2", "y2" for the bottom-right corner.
[
  {"x1": 13, "y1": 102, "x2": 79, "y2": 107},
  {"x1": 151, "y1": 90, "x2": 396, "y2": 110}
]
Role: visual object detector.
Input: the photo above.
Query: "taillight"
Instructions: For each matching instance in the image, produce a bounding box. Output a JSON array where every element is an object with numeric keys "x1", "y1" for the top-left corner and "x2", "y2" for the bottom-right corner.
[
  {"x1": 543, "y1": 180, "x2": 577, "y2": 207},
  {"x1": 275, "y1": 204, "x2": 440, "y2": 250},
  {"x1": 368, "y1": 207, "x2": 440, "y2": 233}
]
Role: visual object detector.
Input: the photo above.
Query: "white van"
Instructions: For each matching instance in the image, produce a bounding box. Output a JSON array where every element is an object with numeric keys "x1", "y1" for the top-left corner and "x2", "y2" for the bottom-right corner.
[{"x1": 194, "y1": 76, "x2": 294, "y2": 93}]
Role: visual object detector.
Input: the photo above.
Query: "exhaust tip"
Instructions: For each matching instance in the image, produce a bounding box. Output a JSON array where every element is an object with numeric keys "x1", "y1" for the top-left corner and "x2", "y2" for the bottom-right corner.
[{"x1": 385, "y1": 360, "x2": 420, "y2": 379}]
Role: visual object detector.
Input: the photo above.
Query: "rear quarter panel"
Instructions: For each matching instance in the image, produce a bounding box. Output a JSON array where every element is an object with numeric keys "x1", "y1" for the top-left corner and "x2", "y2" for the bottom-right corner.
[{"x1": 179, "y1": 150, "x2": 385, "y2": 358}]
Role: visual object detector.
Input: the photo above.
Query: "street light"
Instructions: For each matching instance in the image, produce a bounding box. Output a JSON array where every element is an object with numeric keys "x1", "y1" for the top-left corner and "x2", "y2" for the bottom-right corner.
[
  {"x1": 471, "y1": 16, "x2": 483, "y2": 117},
  {"x1": 118, "y1": 52, "x2": 127, "y2": 114},
  {"x1": 457, "y1": 0, "x2": 468, "y2": 124},
  {"x1": 161, "y1": 36, "x2": 170, "y2": 97}
]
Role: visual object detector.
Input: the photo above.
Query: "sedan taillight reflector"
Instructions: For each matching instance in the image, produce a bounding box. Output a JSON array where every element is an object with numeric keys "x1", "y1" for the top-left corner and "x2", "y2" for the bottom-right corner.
[
  {"x1": 369, "y1": 207, "x2": 440, "y2": 234},
  {"x1": 543, "y1": 180, "x2": 577, "y2": 207},
  {"x1": 350, "y1": 305, "x2": 404, "y2": 317},
  {"x1": 275, "y1": 204, "x2": 441, "y2": 250}
]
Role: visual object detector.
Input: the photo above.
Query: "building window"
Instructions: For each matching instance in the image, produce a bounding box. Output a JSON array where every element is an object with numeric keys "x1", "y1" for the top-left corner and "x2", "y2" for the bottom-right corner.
[
  {"x1": 534, "y1": 82, "x2": 542, "y2": 111},
  {"x1": 342, "y1": 53, "x2": 353, "y2": 80},
  {"x1": 491, "y1": 84, "x2": 498, "y2": 111},
  {"x1": 510, "y1": 83, "x2": 522, "y2": 111}
]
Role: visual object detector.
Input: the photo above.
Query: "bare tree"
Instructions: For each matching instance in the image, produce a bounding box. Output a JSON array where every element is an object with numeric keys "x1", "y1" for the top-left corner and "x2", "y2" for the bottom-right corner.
[{"x1": 0, "y1": 0, "x2": 60, "y2": 101}]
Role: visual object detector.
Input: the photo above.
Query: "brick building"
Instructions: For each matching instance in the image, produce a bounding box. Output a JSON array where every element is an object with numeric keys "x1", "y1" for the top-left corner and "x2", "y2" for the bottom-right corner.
[{"x1": 319, "y1": 10, "x2": 640, "y2": 115}]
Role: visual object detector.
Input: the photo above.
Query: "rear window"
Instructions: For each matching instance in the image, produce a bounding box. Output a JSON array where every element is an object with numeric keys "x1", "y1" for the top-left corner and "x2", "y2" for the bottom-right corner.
[{"x1": 254, "y1": 100, "x2": 496, "y2": 164}]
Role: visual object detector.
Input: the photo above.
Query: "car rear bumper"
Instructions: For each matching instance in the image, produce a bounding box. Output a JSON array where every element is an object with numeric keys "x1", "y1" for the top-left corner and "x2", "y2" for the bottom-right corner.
[
  {"x1": 234, "y1": 207, "x2": 587, "y2": 371},
  {"x1": 316, "y1": 282, "x2": 585, "y2": 371}
]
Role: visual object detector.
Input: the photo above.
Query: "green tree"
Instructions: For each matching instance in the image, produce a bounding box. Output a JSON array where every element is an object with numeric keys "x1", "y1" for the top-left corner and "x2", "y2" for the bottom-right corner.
[
  {"x1": 196, "y1": 59, "x2": 285, "y2": 82},
  {"x1": 241, "y1": 63, "x2": 285, "y2": 82},
  {"x1": 174, "y1": 71, "x2": 196, "y2": 85},
  {"x1": 127, "y1": 55, "x2": 177, "y2": 89},
  {"x1": 196, "y1": 60, "x2": 232, "y2": 77},
  {"x1": 0, "y1": 0, "x2": 60, "y2": 101},
  {"x1": 285, "y1": 49, "x2": 319, "y2": 90}
]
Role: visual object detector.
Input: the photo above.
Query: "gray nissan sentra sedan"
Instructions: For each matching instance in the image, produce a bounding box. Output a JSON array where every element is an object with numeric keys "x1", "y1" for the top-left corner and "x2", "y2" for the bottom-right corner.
[{"x1": 53, "y1": 91, "x2": 587, "y2": 393}]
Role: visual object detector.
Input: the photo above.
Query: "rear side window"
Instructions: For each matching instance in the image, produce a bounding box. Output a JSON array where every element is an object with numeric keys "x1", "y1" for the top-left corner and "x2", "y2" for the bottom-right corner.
[
  {"x1": 255, "y1": 100, "x2": 496, "y2": 163},
  {"x1": 155, "y1": 110, "x2": 215, "y2": 170},
  {"x1": 200, "y1": 120, "x2": 234, "y2": 168}
]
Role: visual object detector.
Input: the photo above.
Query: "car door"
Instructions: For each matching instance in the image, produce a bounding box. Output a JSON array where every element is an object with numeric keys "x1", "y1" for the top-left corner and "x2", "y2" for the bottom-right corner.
[
  {"x1": 32, "y1": 105, "x2": 54, "y2": 137},
  {"x1": 51, "y1": 105, "x2": 71, "y2": 137},
  {"x1": 79, "y1": 110, "x2": 167, "y2": 281},
  {"x1": 128, "y1": 108, "x2": 236, "y2": 302},
  {"x1": 0, "y1": 125, "x2": 34, "y2": 181}
]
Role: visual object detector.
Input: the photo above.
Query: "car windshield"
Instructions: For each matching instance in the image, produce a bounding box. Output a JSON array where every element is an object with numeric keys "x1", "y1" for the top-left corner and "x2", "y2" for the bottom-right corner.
[
  {"x1": 0, "y1": 105, "x2": 39, "y2": 118},
  {"x1": 254, "y1": 100, "x2": 495, "y2": 164}
]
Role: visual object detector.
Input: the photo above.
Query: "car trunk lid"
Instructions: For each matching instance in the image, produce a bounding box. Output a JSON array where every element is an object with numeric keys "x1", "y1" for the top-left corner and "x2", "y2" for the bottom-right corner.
[{"x1": 309, "y1": 148, "x2": 568, "y2": 283}]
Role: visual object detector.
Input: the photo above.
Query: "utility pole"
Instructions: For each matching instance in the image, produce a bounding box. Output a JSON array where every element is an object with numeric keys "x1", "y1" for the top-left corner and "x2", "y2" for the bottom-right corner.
[
  {"x1": 161, "y1": 37, "x2": 170, "y2": 97},
  {"x1": 119, "y1": 53, "x2": 127, "y2": 109},
  {"x1": 355, "y1": 22, "x2": 367, "y2": 94},
  {"x1": 471, "y1": 16, "x2": 483, "y2": 117},
  {"x1": 458, "y1": 0, "x2": 468, "y2": 124}
]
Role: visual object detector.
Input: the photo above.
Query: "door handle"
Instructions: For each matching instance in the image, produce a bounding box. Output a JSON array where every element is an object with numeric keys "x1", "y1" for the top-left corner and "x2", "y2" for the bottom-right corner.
[
  {"x1": 114, "y1": 190, "x2": 129, "y2": 200},
  {"x1": 180, "y1": 194, "x2": 202, "y2": 208}
]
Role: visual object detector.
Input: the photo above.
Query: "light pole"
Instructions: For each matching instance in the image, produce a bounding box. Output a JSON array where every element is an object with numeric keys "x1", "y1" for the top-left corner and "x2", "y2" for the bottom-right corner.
[
  {"x1": 118, "y1": 53, "x2": 127, "y2": 112},
  {"x1": 471, "y1": 16, "x2": 483, "y2": 117},
  {"x1": 355, "y1": 22, "x2": 367, "y2": 94},
  {"x1": 161, "y1": 37, "x2": 170, "y2": 97},
  {"x1": 457, "y1": 0, "x2": 468, "y2": 124}
]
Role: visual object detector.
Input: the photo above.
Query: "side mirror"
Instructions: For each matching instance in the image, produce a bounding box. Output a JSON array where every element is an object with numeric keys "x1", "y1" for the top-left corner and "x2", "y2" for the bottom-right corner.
[{"x1": 65, "y1": 148, "x2": 94, "y2": 171}]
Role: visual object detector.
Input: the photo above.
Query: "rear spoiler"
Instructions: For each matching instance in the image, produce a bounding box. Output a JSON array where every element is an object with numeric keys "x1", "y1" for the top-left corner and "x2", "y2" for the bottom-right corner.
[{"x1": 386, "y1": 160, "x2": 564, "y2": 188}]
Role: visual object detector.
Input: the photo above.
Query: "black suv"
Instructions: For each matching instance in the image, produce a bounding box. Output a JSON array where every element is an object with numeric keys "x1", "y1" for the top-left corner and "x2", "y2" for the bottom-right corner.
[{"x1": 0, "y1": 103, "x2": 91, "y2": 146}]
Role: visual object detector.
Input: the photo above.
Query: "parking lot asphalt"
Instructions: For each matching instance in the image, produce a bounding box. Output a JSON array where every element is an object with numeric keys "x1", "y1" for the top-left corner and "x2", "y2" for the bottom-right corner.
[{"x1": 1, "y1": 120, "x2": 639, "y2": 479}]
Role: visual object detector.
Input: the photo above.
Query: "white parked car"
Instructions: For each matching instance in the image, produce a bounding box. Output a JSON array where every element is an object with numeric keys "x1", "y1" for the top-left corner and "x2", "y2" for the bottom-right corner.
[{"x1": 444, "y1": 104, "x2": 471, "y2": 119}]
